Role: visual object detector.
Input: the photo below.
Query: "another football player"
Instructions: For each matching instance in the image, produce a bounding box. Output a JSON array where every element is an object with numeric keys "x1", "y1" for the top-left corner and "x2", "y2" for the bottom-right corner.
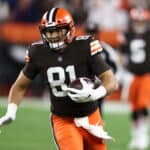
[
  {"x1": 0, "y1": 8, "x2": 118, "y2": 150},
  {"x1": 121, "y1": 8, "x2": 150, "y2": 149}
]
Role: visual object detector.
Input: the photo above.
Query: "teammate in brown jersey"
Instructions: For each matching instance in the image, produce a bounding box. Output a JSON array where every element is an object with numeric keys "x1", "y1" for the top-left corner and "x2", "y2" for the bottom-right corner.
[
  {"x1": 0, "y1": 7, "x2": 118, "y2": 150},
  {"x1": 121, "y1": 8, "x2": 150, "y2": 149}
]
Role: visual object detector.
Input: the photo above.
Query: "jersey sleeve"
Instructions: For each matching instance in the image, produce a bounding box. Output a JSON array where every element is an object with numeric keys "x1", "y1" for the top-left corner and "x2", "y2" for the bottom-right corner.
[
  {"x1": 23, "y1": 45, "x2": 39, "y2": 79},
  {"x1": 89, "y1": 53, "x2": 111, "y2": 75},
  {"x1": 101, "y1": 41, "x2": 119, "y2": 73},
  {"x1": 88, "y1": 38, "x2": 111, "y2": 75}
]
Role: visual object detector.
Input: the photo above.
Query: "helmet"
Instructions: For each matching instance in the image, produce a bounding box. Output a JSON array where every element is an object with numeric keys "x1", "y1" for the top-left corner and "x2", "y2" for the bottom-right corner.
[
  {"x1": 39, "y1": 7, "x2": 75, "y2": 51},
  {"x1": 129, "y1": 8, "x2": 150, "y2": 33}
]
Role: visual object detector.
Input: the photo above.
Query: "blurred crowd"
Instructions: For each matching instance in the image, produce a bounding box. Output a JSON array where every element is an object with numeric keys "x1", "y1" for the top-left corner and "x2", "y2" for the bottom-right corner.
[{"x1": 0, "y1": 0, "x2": 150, "y2": 97}]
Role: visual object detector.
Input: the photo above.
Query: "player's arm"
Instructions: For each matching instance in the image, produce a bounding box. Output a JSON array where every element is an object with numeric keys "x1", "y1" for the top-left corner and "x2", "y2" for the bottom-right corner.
[
  {"x1": 65, "y1": 69, "x2": 118, "y2": 103},
  {"x1": 98, "y1": 69, "x2": 118, "y2": 96},
  {"x1": 8, "y1": 71, "x2": 32, "y2": 105},
  {"x1": 89, "y1": 38, "x2": 118, "y2": 99},
  {"x1": 65, "y1": 37, "x2": 118, "y2": 102},
  {"x1": 82, "y1": 68, "x2": 118, "y2": 101},
  {"x1": 0, "y1": 71, "x2": 32, "y2": 126}
]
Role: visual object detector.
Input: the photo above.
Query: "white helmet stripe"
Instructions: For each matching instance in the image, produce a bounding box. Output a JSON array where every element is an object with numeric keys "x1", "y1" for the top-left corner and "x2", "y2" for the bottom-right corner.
[{"x1": 48, "y1": 8, "x2": 57, "y2": 23}]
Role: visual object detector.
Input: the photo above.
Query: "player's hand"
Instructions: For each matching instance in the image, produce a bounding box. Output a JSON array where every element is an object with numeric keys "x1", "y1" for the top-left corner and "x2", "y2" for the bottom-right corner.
[
  {"x1": 0, "y1": 103, "x2": 18, "y2": 126},
  {"x1": 65, "y1": 79, "x2": 107, "y2": 103},
  {"x1": 0, "y1": 114, "x2": 15, "y2": 126}
]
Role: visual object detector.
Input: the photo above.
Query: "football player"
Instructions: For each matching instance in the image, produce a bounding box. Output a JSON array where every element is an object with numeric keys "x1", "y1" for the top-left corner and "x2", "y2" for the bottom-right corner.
[
  {"x1": 0, "y1": 8, "x2": 118, "y2": 150},
  {"x1": 121, "y1": 8, "x2": 150, "y2": 149}
]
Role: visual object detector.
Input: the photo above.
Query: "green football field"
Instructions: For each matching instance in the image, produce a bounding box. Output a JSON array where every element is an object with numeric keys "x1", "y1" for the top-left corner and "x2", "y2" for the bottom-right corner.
[{"x1": 0, "y1": 99, "x2": 149, "y2": 150}]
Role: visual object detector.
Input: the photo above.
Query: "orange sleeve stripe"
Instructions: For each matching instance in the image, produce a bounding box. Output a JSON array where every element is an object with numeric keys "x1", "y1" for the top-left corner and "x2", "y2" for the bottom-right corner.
[
  {"x1": 90, "y1": 40, "x2": 103, "y2": 55},
  {"x1": 91, "y1": 47, "x2": 103, "y2": 53},
  {"x1": 91, "y1": 44, "x2": 102, "y2": 50},
  {"x1": 90, "y1": 40, "x2": 102, "y2": 50}
]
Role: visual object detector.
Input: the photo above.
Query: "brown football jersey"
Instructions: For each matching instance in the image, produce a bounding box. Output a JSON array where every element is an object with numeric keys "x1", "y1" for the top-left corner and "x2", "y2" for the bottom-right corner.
[
  {"x1": 122, "y1": 31, "x2": 150, "y2": 75},
  {"x1": 23, "y1": 36, "x2": 110, "y2": 117}
]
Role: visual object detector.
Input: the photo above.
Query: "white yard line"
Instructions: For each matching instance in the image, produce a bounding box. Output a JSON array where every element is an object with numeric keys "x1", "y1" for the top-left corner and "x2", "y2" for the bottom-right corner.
[
  {"x1": 103, "y1": 101, "x2": 131, "y2": 114},
  {"x1": 0, "y1": 97, "x2": 131, "y2": 113}
]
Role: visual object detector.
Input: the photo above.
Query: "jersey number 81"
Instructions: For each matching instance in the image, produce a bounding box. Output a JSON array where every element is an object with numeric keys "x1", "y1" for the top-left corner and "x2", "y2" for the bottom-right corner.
[{"x1": 47, "y1": 65, "x2": 76, "y2": 97}]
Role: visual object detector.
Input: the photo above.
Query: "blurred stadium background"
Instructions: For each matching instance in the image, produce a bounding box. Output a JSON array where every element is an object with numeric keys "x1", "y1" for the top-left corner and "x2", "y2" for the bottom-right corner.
[{"x1": 0, "y1": 0, "x2": 150, "y2": 150}]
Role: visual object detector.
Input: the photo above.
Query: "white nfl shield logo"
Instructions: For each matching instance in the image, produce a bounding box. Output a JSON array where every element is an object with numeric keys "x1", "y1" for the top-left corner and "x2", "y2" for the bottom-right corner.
[{"x1": 57, "y1": 56, "x2": 63, "y2": 62}]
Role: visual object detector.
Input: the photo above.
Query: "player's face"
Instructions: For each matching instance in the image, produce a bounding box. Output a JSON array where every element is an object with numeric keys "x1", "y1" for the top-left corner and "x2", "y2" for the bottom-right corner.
[
  {"x1": 45, "y1": 28, "x2": 67, "y2": 43},
  {"x1": 44, "y1": 27, "x2": 68, "y2": 51}
]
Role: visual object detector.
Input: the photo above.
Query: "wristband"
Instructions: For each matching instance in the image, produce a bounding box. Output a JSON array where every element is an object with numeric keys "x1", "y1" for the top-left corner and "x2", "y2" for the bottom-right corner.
[
  {"x1": 93, "y1": 85, "x2": 107, "y2": 100},
  {"x1": 6, "y1": 103, "x2": 18, "y2": 120}
]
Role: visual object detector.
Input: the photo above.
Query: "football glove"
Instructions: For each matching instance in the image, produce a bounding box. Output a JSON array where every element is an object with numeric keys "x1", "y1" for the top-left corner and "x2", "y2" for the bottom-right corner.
[
  {"x1": 64, "y1": 78, "x2": 107, "y2": 103},
  {"x1": 0, "y1": 103, "x2": 18, "y2": 126}
]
